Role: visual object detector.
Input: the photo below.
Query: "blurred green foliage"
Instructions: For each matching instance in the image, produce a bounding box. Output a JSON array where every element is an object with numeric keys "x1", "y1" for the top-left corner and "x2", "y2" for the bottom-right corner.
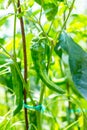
[{"x1": 0, "y1": 0, "x2": 87, "y2": 130}]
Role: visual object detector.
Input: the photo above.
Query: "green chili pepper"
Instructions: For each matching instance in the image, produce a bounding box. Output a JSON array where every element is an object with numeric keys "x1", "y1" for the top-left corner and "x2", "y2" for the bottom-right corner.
[{"x1": 31, "y1": 37, "x2": 65, "y2": 94}]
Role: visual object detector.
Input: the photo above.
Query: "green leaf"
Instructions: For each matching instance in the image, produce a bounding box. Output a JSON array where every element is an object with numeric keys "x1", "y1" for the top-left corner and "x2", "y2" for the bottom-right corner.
[
  {"x1": 0, "y1": 0, "x2": 5, "y2": 9},
  {"x1": 35, "y1": 0, "x2": 41, "y2": 5},
  {"x1": 0, "y1": 54, "x2": 13, "y2": 90},
  {"x1": 0, "y1": 51, "x2": 14, "y2": 91},
  {"x1": 28, "y1": 0, "x2": 34, "y2": 7},
  {"x1": 54, "y1": 32, "x2": 87, "y2": 99},
  {"x1": 0, "y1": 53, "x2": 9, "y2": 64},
  {"x1": 0, "y1": 14, "x2": 12, "y2": 26},
  {"x1": 34, "y1": 0, "x2": 58, "y2": 21},
  {"x1": 0, "y1": 38, "x2": 5, "y2": 44},
  {"x1": 6, "y1": 0, "x2": 13, "y2": 8},
  {"x1": 42, "y1": 3, "x2": 58, "y2": 21},
  {"x1": 10, "y1": 59, "x2": 23, "y2": 115},
  {"x1": 83, "y1": 115, "x2": 87, "y2": 130}
]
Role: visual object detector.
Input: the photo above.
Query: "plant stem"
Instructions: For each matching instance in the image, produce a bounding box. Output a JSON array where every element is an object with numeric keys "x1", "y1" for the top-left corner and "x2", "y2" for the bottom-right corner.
[
  {"x1": 64, "y1": 119, "x2": 79, "y2": 130},
  {"x1": 39, "y1": 82, "x2": 45, "y2": 104},
  {"x1": 39, "y1": 6, "x2": 42, "y2": 23},
  {"x1": 35, "y1": 82, "x2": 45, "y2": 130},
  {"x1": 36, "y1": 30, "x2": 54, "y2": 130},
  {"x1": 47, "y1": 21, "x2": 53, "y2": 35},
  {"x1": 66, "y1": 82, "x2": 71, "y2": 125},
  {"x1": 13, "y1": 1, "x2": 17, "y2": 61},
  {"x1": 55, "y1": 0, "x2": 76, "y2": 40},
  {"x1": 63, "y1": 8, "x2": 71, "y2": 125},
  {"x1": 17, "y1": 0, "x2": 28, "y2": 130},
  {"x1": 61, "y1": 0, "x2": 75, "y2": 32}
]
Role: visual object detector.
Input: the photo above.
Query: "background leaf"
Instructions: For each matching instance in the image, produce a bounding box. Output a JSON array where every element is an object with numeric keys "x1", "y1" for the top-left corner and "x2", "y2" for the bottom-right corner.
[
  {"x1": 55, "y1": 32, "x2": 87, "y2": 99},
  {"x1": 42, "y1": 2, "x2": 58, "y2": 21},
  {"x1": 10, "y1": 60, "x2": 23, "y2": 115},
  {"x1": 34, "y1": 0, "x2": 58, "y2": 21}
]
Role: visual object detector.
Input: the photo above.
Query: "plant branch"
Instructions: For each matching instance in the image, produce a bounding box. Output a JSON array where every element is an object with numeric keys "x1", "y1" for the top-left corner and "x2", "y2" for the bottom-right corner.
[
  {"x1": 47, "y1": 21, "x2": 54, "y2": 35},
  {"x1": 62, "y1": 0, "x2": 75, "y2": 29},
  {"x1": 55, "y1": 0, "x2": 76, "y2": 40},
  {"x1": 63, "y1": 7, "x2": 71, "y2": 125},
  {"x1": 36, "y1": 21, "x2": 54, "y2": 130},
  {"x1": 17, "y1": 0, "x2": 28, "y2": 130},
  {"x1": 13, "y1": 1, "x2": 17, "y2": 61},
  {"x1": 39, "y1": 6, "x2": 42, "y2": 23}
]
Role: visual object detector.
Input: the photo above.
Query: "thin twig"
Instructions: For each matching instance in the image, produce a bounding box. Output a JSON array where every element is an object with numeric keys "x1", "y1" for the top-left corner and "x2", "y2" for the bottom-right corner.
[
  {"x1": 47, "y1": 21, "x2": 54, "y2": 35},
  {"x1": 39, "y1": 6, "x2": 42, "y2": 23},
  {"x1": 63, "y1": 7, "x2": 71, "y2": 125},
  {"x1": 13, "y1": 0, "x2": 17, "y2": 60},
  {"x1": 55, "y1": 0, "x2": 76, "y2": 40}
]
